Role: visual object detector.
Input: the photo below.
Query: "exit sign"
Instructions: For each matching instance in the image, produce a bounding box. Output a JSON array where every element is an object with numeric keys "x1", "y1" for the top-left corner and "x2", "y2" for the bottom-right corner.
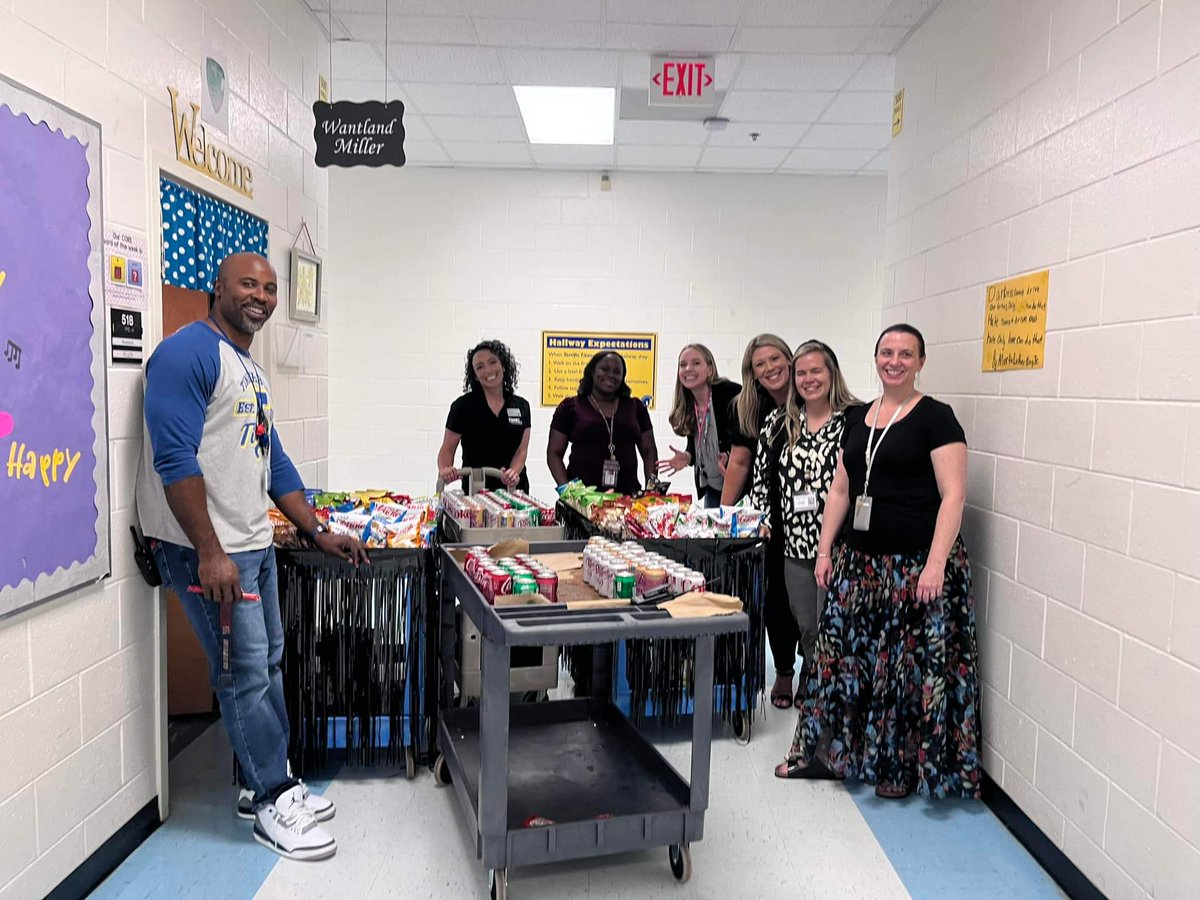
[{"x1": 649, "y1": 55, "x2": 715, "y2": 107}]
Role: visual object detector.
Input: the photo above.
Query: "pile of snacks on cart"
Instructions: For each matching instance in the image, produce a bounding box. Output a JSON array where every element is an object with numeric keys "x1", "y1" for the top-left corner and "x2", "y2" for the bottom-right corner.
[
  {"x1": 556, "y1": 479, "x2": 767, "y2": 540},
  {"x1": 582, "y1": 536, "x2": 707, "y2": 599},
  {"x1": 462, "y1": 548, "x2": 560, "y2": 603},
  {"x1": 442, "y1": 488, "x2": 557, "y2": 529},
  {"x1": 269, "y1": 490, "x2": 439, "y2": 549}
]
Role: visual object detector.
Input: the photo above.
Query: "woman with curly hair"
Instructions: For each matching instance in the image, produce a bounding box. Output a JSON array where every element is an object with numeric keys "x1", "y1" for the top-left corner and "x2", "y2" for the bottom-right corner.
[
  {"x1": 437, "y1": 339, "x2": 531, "y2": 491},
  {"x1": 547, "y1": 350, "x2": 657, "y2": 495}
]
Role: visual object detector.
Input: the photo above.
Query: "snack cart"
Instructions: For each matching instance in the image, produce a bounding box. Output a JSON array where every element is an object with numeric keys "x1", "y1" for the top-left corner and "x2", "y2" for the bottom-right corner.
[{"x1": 434, "y1": 540, "x2": 748, "y2": 899}]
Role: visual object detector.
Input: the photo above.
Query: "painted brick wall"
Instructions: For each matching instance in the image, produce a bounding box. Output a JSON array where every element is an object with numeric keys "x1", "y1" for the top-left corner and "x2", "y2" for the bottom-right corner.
[
  {"x1": 888, "y1": 2, "x2": 1200, "y2": 897},
  {"x1": 327, "y1": 167, "x2": 887, "y2": 499},
  {"x1": 0, "y1": 1, "x2": 330, "y2": 896}
]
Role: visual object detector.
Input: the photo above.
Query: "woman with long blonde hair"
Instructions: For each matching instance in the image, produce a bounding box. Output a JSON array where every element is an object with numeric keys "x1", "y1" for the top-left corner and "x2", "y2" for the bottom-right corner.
[
  {"x1": 657, "y1": 344, "x2": 741, "y2": 507},
  {"x1": 719, "y1": 334, "x2": 794, "y2": 707},
  {"x1": 750, "y1": 340, "x2": 860, "y2": 708}
]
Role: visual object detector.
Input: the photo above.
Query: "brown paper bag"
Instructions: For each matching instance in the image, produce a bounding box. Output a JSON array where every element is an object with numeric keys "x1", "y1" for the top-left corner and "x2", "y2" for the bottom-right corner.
[{"x1": 657, "y1": 591, "x2": 743, "y2": 618}]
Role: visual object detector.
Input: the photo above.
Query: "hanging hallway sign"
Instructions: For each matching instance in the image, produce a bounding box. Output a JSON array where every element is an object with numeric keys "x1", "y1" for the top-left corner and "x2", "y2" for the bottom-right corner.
[
  {"x1": 541, "y1": 331, "x2": 658, "y2": 409},
  {"x1": 313, "y1": 100, "x2": 406, "y2": 168}
]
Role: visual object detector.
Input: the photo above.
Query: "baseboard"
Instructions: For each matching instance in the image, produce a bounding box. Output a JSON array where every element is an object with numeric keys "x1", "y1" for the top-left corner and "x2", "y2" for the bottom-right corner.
[
  {"x1": 47, "y1": 798, "x2": 160, "y2": 900},
  {"x1": 981, "y1": 773, "x2": 1105, "y2": 900}
]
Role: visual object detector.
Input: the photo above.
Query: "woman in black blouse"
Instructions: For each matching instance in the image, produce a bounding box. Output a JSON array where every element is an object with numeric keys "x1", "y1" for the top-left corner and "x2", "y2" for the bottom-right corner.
[
  {"x1": 547, "y1": 351, "x2": 657, "y2": 494},
  {"x1": 776, "y1": 324, "x2": 980, "y2": 802},
  {"x1": 437, "y1": 340, "x2": 531, "y2": 491},
  {"x1": 750, "y1": 340, "x2": 860, "y2": 707},
  {"x1": 657, "y1": 343, "x2": 741, "y2": 507}
]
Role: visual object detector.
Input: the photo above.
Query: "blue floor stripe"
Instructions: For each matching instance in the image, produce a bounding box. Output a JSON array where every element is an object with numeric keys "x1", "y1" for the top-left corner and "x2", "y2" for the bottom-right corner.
[
  {"x1": 843, "y1": 781, "x2": 1064, "y2": 899},
  {"x1": 93, "y1": 724, "x2": 333, "y2": 900}
]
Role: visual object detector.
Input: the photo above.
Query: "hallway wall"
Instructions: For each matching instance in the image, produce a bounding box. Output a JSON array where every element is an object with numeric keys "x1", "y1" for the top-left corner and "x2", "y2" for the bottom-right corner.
[{"x1": 888, "y1": 2, "x2": 1200, "y2": 897}]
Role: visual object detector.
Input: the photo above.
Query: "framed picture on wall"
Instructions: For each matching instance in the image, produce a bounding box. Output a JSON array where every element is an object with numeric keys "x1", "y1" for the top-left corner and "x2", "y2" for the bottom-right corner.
[{"x1": 289, "y1": 248, "x2": 322, "y2": 323}]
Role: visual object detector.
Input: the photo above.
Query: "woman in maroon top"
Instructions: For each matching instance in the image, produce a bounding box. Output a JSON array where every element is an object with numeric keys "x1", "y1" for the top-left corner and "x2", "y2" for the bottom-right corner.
[{"x1": 547, "y1": 351, "x2": 658, "y2": 494}]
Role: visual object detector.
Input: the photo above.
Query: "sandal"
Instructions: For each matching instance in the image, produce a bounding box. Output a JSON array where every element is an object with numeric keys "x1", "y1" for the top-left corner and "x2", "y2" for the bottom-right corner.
[
  {"x1": 875, "y1": 781, "x2": 912, "y2": 799},
  {"x1": 774, "y1": 758, "x2": 840, "y2": 780},
  {"x1": 770, "y1": 689, "x2": 793, "y2": 710}
]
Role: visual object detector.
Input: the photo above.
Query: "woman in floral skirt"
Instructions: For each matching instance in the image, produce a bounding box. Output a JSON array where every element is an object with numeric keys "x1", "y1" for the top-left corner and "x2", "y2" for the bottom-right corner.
[{"x1": 774, "y1": 323, "x2": 980, "y2": 799}]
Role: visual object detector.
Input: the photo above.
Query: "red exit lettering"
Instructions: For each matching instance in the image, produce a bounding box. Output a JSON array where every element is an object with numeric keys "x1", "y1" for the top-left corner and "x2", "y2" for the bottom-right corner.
[{"x1": 652, "y1": 60, "x2": 714, "y2": 99}]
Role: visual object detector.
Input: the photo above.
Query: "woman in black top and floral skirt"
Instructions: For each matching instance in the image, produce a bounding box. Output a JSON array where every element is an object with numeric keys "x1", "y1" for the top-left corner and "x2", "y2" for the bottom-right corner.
[
  {"x1": 750, "y1": 340, "x2": 860, "y2": 708},
  {"x1": 776, "y1": 324, "x2": 980, "y2": 801}
]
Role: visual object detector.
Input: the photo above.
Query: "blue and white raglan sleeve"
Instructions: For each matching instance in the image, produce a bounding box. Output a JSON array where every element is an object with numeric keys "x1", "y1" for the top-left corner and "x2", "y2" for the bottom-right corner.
[
  {"x1": 268, "y1": 428, "x2": 305, "y2": 499},
  {"x1": 144, "y1": 330, "x2": 220, "y2": 486}
]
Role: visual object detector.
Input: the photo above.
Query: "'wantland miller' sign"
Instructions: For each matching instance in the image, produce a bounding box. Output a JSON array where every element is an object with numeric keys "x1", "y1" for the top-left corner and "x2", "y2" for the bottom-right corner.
[{"x1": 312, "y1": 100, "x2": 406, "y2": 168}]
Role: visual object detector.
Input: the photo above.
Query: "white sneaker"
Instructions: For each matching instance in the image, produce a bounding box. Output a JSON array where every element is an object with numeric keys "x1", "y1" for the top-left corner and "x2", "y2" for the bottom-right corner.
[
  {"x1": 253, "y1": 785, "x2": 337, "y2": 861},
  {"x1": 239, "y1": 781, "x2": 335, "y2": 821}
]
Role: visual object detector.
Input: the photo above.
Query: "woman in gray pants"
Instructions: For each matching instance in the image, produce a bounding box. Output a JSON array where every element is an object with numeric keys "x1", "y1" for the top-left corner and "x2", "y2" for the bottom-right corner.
[{"x1": 749, "y1": 340, "x2": 861, "y2": 706}]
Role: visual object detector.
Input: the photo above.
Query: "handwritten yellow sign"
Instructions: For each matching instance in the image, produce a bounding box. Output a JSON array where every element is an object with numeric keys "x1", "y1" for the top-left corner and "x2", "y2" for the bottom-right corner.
[
  {"x1": 892, "y1": 88, "x2": 904, "y2": 137},
  {"x1": 541, "y1": 331, "x2": 658, "y2": 409},
  {"x1": 983, "y1": 270, "x2": 1049, "y2": 372}
]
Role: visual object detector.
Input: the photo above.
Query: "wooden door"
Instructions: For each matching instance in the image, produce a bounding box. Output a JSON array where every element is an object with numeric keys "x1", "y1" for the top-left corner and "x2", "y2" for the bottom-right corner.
[{"x1": 162, "y1": 285, "x2": 217, "y2": 715}]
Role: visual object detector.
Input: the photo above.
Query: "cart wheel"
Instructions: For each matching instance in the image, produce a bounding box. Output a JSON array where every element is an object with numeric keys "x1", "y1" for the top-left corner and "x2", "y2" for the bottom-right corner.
[
  {"x1": 405, "y1": 747, "x2": 416, "y2": 781},
  {"x1": 668, "y1": 844, "x2": 692, "y2": 883},
  {"x1": 489, "y1": 868, "x2": 508, "y2": 900},
  {"x1": 433, "y1": 754, "x2": 451, "y2": 786},
  {"x1": 732, "y1": 711, "x2": 751, "y2": 745}
]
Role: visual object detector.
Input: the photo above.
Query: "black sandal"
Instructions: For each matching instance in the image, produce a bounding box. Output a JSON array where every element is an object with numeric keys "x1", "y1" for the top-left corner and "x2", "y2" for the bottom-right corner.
[
  {"x1": 774, "y1": 758, "x2": 840, "y2": 780},
  {"x1": 875, "y1": 780, "x2": 912, "y2": 799}
]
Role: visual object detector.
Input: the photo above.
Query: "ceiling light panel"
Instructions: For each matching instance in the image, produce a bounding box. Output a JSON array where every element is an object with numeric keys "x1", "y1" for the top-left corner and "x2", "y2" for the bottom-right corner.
[{"x1": 514, "y1": 85, "x2": 616, "y2": 145}]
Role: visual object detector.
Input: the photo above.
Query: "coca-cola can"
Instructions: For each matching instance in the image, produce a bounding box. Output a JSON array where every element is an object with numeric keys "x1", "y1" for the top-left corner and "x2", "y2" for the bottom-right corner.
[
  {"x1": 488, "y1": 568, "x2": 513, "y2": 600},
  {"x1": 534, "y1": 570, "x2": 559, "y2": 602}
]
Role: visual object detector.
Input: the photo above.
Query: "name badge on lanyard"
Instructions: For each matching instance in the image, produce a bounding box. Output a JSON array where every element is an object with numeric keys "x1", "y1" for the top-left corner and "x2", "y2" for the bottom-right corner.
[
  {"x1": 506, "y1": 407, "x2": 522, "y2": 425},
  {"x1": 854, "y1": 395, "x2": 914, "y2": 532},
  {"x1": 794, "y1": 490, "x2": 818, "y2": 513}
]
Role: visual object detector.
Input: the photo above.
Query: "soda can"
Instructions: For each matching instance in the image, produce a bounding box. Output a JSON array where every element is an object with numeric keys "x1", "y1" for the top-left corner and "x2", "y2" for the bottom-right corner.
[
  {"x1": 512, "y1": 575, "x2": 538, "y2": 595},
  {"x1": 614, "y1": 570, "x2": 635, "y2": 600},
  {"x1": 535, "y1": 570, "x2": 559, "y2": 602},
  {"x1": 489, "y1": 568, "x2": 513, "y2": 599},
  {"x1": 683, "y1": 571, "x2": 706, "y2": 593}
]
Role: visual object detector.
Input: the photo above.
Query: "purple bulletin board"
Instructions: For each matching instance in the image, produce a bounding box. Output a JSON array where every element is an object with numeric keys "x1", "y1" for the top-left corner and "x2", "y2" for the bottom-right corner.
[{"x1": 0, "y1": 75, "x2": 110, "y2": 619}]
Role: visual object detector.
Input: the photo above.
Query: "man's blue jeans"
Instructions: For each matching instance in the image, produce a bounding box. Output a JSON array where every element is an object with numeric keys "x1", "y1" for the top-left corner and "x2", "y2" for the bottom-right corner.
[{"x1": 153, "y1": 540, "x2": 293, "y2": 803}]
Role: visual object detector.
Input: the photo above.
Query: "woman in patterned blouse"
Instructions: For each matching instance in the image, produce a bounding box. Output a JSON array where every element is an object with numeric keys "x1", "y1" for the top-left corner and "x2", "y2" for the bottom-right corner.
[{"x1": 750, "y1": 340, "x2": 861, "y2": 708}]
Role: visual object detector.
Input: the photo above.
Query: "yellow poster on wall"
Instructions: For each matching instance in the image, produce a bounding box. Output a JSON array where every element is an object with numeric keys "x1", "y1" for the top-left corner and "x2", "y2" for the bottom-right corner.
[
  {"x1": 892, "y1": 88, "x2": 904, "y2": 136},
  {"x1": 982, "y1": 270, "x2": 1049, "y2": 372},
  {"x1": 541, "y1": 331, "x2": 658, "y2": 409}
]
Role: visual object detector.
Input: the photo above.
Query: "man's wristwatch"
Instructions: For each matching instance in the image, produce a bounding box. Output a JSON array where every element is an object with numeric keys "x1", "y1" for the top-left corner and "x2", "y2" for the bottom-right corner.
[{"x1": 309, "y1": 523, "x2": 330, "y2": 541}]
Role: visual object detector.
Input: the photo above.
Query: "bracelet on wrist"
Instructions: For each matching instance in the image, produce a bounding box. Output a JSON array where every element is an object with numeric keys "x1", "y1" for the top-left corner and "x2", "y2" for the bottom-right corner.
[{"x1": 816, "y1": 551, "x2": 831, "y2": 559}]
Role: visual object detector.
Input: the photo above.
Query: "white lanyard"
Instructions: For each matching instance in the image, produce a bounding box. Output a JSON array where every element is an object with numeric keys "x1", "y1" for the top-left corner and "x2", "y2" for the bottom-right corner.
[{"x1": 863, "y1": 395, "x2": 914, "y2": 495}]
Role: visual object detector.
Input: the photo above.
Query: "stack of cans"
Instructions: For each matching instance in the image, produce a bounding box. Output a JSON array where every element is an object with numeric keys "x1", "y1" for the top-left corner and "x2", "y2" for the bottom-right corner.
[
  {"x1": 581, "y1": 537, "x2": 706, "y2": 600},
  {"x1": 463, "y1": 547, "x2": 560, "y2": 604}
]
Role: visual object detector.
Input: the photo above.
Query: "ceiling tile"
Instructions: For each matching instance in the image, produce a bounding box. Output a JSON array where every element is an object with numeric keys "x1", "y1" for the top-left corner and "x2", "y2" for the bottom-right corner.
[
  {"x1": 704, "y1": 121, "x2": 809, "y2": 146},
  {"x1": 843, "y1": 55, "x2": 895, "y2": 90},
  {"x1": 616, "y1": 144, "x2": 703, "y2": 167},
  {"x1": 799, "y1": 122, "x2": 892, "y2": 149},
  {"x1": 742, "y1": 0, "x2": 892, "y2": 28},
  {"x1": 403, "y1": 83, "x2": 520, "y2": 116},
  {"x1": 862, "y1": 148, "x2": 890, "y2": 172},
  {"x1": 329, "y1": 0, "x2": 386, "y2": 12},
  {"x1": 442, "y1": 140, "x2": 534, "y2": 164},
  {"x1": 819, "y1": 90, "x2": 893, "y2": 123},
  {"x1": 697, "y1": 146, "x2": 788, "y2": 169},
  {"x1": 778, "y1": 147, "x2": 877, "y2": 171},
  {"x1": 879, "y1": 0, "x2": 941, "y2": 27},
  {"x1": 339, "y1": 14, "x2": 475, "y2": 42},
  {"x1": 530, "y1": 145, "x2": 616, "y2": 166},
  {"x1": 622, "y1": 52, "x2": 737, "y2": 89},
  {"x1": 401, "y1": 139, "x2": 451, "y2": 164},
  {"x1": 502, "y1": 48, "x2": 620, "y2": 86},
  {"x1": 605, "y1": 23, "x2": 736, "y2": 53},
  {"x1": 475, "y1": 19, "x2": 600, "y2": 48},
  {"x1": 606, "y1": 0, "x2": 747, "y2": 26},
  {"x1": 719, "y1": 90, "x2": 834, "y2": 122},
  {"x1": 425, "y1": 114, "x2": 528, "y2": 142},
  {"x1": 386, "y1": 44, "x2": 507, "y2": 83},
  {"x1": 465, "y1": 0, "x2": 602, "y2": 21},
  {"x1": 733, "y1": 54, "x2": 865, "y2": 91},
  {"x1": 331, "y1": 41, "x2": 386, "y2": 80},
  {"x1": 399, "y1": 113, "x2": 434, "y2": 140},
  {"x1": 731, "y1": 27, "x2": 871, "y2": 53},
  {"x1": 855, "y1": 26, "x2": 910, "y2": 53},
  {"x1": 386, "y1": 0, "x2": 468, "y2": 13},
  {"x1": 615, "y1": 119, "x2": 710, "y2": 145}
]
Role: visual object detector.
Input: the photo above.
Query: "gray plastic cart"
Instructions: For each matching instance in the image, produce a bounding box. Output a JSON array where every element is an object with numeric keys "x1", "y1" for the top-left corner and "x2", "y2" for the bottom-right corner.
[{"x1": 435, "y1": 541, "x2": 749, "y2": 899}]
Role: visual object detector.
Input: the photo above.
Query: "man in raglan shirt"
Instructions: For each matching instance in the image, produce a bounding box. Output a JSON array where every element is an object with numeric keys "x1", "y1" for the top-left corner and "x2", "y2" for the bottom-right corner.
[{"x1": 136, "y1": 252, "x2": 367, "y2": 861}]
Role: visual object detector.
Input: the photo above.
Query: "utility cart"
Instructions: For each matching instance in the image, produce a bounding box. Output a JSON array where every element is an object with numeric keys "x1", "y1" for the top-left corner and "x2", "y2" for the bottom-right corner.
[{"x1": 434, "y1": 541, "x2": 748, "y2": 899}]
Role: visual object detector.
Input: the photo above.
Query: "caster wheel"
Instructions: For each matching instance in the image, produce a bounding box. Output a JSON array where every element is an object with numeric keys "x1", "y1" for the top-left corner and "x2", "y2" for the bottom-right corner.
[
  {"x1": 489, "y1": 867, "x2": 507, "y2": 900},
  {"x1": 433, "y1": 754, "x2": 451, "y2": 786},
  {"x1": 405, "y1": 747, "x2": 416, "y2": 781},
  {"x1": 732, "y1": 711, "x2": 751, "y2": 745},
  {"x1": 668, "y1": 844, "x2": 691, "y2": 883}
]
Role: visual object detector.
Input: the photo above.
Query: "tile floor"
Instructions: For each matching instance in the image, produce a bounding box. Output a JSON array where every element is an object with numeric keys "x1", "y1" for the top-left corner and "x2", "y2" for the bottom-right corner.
[{"x1": 95, "y1": 690, "x2": 1063, "y2": 900}]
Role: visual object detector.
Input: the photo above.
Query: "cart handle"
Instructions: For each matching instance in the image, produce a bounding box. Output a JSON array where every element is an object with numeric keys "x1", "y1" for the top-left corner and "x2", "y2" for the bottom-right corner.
[{"x1": 436, "y1": 466, "x2": 506, "y2": 495}]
